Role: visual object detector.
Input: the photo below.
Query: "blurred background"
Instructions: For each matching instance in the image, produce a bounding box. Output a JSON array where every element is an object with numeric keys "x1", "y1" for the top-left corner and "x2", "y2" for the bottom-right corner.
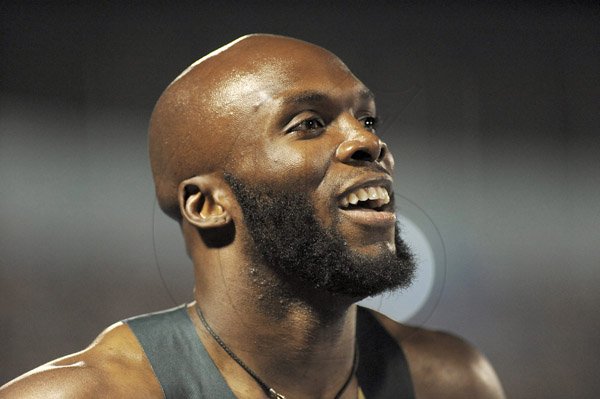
[{"x1": 1, "y1": 2, "x2": 598, "y2": 398}]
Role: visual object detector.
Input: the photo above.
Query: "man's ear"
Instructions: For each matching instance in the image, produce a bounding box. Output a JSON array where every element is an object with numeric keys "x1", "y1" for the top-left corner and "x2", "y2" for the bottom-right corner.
[{"x1": 178, "y1": 176, "x2": 232, "y2": 229}]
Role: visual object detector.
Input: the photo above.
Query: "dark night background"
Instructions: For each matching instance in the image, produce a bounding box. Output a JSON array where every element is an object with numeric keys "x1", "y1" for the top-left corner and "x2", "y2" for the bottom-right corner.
[{"x1": 1, "y1": 2, "x2": 599, "y2": 398}]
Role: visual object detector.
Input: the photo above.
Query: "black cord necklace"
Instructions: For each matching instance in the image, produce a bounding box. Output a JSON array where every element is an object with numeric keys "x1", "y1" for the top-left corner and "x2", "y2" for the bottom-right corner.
[{"x1": 195, "y1": 305, "x2": 359, "y2": 399}]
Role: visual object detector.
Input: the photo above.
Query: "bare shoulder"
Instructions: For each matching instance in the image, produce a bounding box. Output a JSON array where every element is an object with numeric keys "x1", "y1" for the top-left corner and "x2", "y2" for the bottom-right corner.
[
  {"x1": 369, "y1": 309, "x2": 506, "y2": 399},
  {"x1": 0, "y1": 322, "x2": 162, "y2": 399}
]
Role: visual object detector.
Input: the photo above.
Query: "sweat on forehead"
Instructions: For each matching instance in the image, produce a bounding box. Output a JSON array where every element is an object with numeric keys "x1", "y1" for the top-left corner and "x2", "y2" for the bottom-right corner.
[{"x1": 148, "y1": 34, "x2": 353, "y2": 220}]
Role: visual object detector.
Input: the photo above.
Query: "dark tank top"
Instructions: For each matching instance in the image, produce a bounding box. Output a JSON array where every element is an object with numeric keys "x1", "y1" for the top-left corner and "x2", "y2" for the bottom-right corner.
[{"x1": 125, "y1": 305, "x2": 415, "y2": 399}]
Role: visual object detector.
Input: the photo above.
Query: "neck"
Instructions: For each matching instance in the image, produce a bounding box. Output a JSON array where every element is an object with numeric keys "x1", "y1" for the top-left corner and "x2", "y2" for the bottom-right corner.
[{"x1": 192, "y1": 253, "x2": 359, "y2": 398}]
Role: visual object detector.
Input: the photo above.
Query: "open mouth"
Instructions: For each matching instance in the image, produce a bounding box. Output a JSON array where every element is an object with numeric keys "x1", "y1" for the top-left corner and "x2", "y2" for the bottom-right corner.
[{"x1": 339, "y1": 186, "x2": 391, "y2": 211}]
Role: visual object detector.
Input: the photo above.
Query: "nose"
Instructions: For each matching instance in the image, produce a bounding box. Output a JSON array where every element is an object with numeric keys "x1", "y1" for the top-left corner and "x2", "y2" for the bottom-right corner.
[{"x1": 335, "y1": 121, "x2": 394, "y2": 171}]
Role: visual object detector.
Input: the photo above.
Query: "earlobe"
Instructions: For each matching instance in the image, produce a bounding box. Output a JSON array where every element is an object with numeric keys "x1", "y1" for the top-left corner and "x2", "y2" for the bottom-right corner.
[{"x1": 178, "y1": 177, "x2": 231, "y2": 229}]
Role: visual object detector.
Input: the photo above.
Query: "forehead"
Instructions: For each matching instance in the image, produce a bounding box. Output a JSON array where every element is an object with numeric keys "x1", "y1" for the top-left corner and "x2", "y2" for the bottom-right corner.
[{"x1": 210, "y1": 50, "x2": 371, "y2": 113}]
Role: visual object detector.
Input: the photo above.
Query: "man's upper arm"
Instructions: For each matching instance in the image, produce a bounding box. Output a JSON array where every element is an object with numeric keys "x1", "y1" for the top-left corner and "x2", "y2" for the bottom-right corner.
[
  {"x1": 0, "y1": 362, "x2": 107, "y2": 399},
  {"x1": 0, "y1": 322, "x2": 162, "y2": 399},
  {"x1": 402, "y1": 328, "x2": 506, "y2": 399},
  {"x1": 371, "y1": 310, "x2": 505, "y2": 399}
]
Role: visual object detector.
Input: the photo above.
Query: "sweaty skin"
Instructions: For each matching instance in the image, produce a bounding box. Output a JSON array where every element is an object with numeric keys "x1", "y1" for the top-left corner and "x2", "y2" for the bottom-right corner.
[{"x1": 1, "y1": 35, "x2": 506, "y2": 399}]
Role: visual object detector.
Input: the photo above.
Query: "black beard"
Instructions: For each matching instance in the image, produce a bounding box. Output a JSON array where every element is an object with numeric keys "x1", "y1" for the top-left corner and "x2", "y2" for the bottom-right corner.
[{"x1": 224, "y1": 173, "x2": 415, "y2": 299}]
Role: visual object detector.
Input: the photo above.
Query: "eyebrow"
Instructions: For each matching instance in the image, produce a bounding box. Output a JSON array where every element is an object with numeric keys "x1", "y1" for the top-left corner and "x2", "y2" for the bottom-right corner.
[
  {"x1": 281, "y1": 88, "x2": 375, "y2": 107},
  {"x1": 359, "y1": 89, "x2": 376, "y2": 101},
  {"x1": 282, "y1": 91, "x2": 328, "y2": 106}
]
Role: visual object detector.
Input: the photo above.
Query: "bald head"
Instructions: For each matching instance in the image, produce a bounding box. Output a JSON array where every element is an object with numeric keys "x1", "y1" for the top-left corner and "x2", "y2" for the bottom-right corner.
[{"x1": 148, "y1": 34, "x2": 351, "y2": 220}]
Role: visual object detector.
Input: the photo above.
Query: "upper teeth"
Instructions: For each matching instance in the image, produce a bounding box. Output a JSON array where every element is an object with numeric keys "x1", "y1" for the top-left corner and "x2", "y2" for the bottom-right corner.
[{"x1": 340, "y1": 186, "x2": 390, "y2": 208}]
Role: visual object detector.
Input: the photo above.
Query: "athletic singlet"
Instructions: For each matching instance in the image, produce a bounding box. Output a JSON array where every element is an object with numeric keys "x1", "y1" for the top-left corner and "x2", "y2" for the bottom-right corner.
[{"x1": 125, "y1": 305, "x2": 415, "y2": 399}]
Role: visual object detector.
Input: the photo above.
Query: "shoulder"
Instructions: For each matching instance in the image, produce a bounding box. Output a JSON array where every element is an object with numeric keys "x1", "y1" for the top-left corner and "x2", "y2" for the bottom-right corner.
[
  {"x1": 368, "y1": 309, "x2": 506, "y2": 399},
  {"x1": 0, "y1": 322, "x2": 163, "y2": 399}
]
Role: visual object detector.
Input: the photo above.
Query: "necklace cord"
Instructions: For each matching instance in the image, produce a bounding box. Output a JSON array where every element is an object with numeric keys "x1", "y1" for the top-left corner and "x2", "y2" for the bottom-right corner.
[{"x1": 195, "y1": 304, "x2": 358, "y2": 399}]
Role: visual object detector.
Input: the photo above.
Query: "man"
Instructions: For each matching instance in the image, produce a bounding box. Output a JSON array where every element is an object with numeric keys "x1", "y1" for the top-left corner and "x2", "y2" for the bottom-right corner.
[{"x1": 1, "y1": 34, "x2": 505, "y2": 398}]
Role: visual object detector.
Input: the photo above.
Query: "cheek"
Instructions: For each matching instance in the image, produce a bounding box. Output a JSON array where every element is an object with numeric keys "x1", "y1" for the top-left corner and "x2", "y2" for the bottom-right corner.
[{"x1": 252, "y1": 142, "x2": 330, "y2": 191}]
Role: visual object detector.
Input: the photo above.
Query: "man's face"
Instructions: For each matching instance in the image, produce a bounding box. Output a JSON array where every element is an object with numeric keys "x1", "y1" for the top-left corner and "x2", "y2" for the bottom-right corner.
[
  {"x1": 211, "y1": 39, "x2": 414, "y2": 297},
  {"x1": 222, "y1": 45, "x2": 398, "y2": 261}
]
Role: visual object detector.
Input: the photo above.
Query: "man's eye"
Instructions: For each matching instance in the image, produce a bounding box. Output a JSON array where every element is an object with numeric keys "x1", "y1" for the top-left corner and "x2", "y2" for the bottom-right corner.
[
  {"x1": 289, "y1": 118, "x2": 325, "y2": 132},
  {"x1": 361, "y1": 116, "x2": 379, "y2": 132}
]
